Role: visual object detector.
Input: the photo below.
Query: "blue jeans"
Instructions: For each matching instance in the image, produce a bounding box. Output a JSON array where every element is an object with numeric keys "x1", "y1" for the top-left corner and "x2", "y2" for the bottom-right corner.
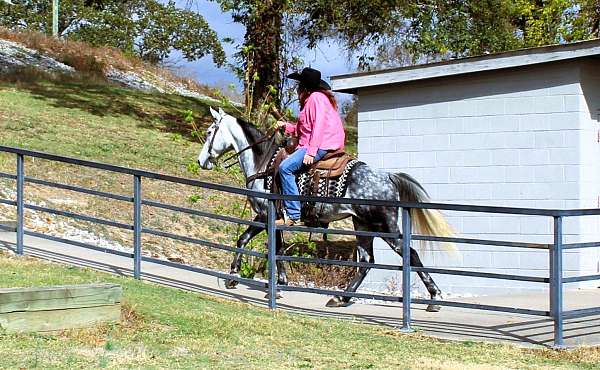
[{"x1": 279, "y1": 148, "x2": 328, "y2": 220}]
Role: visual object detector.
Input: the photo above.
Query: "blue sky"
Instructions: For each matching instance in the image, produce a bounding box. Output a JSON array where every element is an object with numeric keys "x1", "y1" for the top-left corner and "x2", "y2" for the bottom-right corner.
[{"x1": 168, "y1": 0, "x2": 356, "y2": 102}]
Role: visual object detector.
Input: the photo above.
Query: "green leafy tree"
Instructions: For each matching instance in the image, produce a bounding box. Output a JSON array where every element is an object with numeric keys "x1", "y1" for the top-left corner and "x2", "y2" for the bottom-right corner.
[
  {"x1": 562, "y1": 0, "x2": 600, "y2": 41},
  {"x1": 0, "y1": 0, "x2": 226, "y2": 65},
  {"x1": 296, "y1": 0, "x2": 600, "y2": 69},
  {"x1": 215, "y1": 0, "x2": 288, "y2": 116},
  {"x1": 193, "y1": 0, "x2": 600, "y2": 115}
]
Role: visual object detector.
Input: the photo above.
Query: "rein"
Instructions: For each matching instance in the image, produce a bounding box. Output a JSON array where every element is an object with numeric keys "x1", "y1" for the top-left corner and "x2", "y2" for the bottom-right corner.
[
  {"x1": 221, "y1": 131, "x2": 277, "y2": 169},
  {"x1": 206, "y1": 112, "x2": 284, "y2": 187},
  {"x1": 207, "y1": 115, "x2": 280, "y2": 170},
  {"x1": 244, "y1": 132, "x2": 280, "y2": 187}
]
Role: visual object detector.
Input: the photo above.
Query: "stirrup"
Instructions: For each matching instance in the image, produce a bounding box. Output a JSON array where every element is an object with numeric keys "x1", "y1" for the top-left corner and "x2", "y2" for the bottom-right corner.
[{"x1": 275, "y1": 218, "x2": 302, "y2": 226}]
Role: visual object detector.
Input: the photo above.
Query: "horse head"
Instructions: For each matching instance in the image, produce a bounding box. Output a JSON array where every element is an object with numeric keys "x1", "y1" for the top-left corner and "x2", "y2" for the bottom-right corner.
[{"x1": 197, "y1": 107, "x2": 236, "y2": 170}]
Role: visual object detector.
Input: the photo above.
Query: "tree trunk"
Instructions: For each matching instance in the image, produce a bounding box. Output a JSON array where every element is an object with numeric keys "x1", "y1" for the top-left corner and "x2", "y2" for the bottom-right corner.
[{"x1": 243, "y1": 0, "x2": 284, "y2": 116}]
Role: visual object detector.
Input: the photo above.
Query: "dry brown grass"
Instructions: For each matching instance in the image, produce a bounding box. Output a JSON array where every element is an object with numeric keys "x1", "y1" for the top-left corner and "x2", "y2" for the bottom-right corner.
[
  {"x1": 0, "y1": 27, "x2": 217, "y2": 97},
  {"x1": 530, "y1": 346, "x2": 600, "y2": 366}
]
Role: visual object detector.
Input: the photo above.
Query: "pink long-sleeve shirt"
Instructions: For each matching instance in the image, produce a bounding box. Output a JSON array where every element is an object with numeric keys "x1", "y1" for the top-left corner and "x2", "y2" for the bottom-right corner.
[{"x1": 284, "y1": 91, "x2": 345, "y2": 157}]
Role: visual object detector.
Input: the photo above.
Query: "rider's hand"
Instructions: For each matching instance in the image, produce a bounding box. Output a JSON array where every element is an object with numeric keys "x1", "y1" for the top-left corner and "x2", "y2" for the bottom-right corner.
[
  {"x1": 303, "y1": 154, "x2": 314, "y2": 165},
  {"x1": 276, "y1": 120, "x2": 287, "y2": 130}
]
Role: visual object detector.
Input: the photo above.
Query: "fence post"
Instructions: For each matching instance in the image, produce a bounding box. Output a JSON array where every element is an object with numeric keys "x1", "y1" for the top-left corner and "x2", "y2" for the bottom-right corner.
[
  {"x1": 550, "y1": 216, "x2": 564, "y2": 348},
  {"x1": 133, "y1": 175, "x2": 142, "y2": 279},
  {"x1": 401, "y1": 207, "x2": 414, "y2": 332},
  {"x1": 52, "y1": 0, "x2": 59, "y2": 37},
  {"x1": 267, "y1": 199, "x2": 277, "y2": 310},
  {"x1": 16, "y1": 154, "x2": 24, "y2": 256}
]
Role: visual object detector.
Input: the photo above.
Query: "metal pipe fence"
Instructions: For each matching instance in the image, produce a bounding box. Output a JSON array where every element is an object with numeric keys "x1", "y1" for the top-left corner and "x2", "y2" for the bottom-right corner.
[{"x1": 1, "y1": 145, "x2": 600, "y2": 348}]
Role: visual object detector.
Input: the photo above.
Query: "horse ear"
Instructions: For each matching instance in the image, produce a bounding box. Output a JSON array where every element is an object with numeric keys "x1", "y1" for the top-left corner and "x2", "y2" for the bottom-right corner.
[
  {"x1": 209, "y1": 107, "x2": 220, "y2": 120},
  {"x1": 218, "y1": 107, "x2": 226, "y2": 117}
]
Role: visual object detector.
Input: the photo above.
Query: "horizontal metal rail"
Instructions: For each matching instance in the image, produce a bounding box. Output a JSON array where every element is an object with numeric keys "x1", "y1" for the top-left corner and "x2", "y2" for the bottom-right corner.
[
  {"x1": 0, "y1": 172, "x2": 16, "y2": 180},
  {"x1": 563, "y1": 241, "x2": 600, "y2": 250},
  {"x1": 142, "y1": 255, "x2": 267, "y2": 289},
  {"x1": 25, "y1": 230, "x2": 134, "y2": 258},
  {"x1": 411, "y1": 266, "x2": 549, "y2": 283},
  {"x1": 563, "y1": 274, "x2": 600, "y2": 283},
  {"x1": 552, "y1": 209, "x2": 600, "y2": 217},
  {"x1": 25, "y1": 204, "x2": 133, "y2": 230},
  {"x1": 0, "y1": 145, "x2": 276, "y2": 200},
  {"x1": 4, "y1": 145, "x2": 600, "y2": 216},
  {"x1": 0, "y1": 224, "x2": 16, "y2": 232},
  {"x1": 26, "y1": 177, "x2": 133, "y2": 202},
  {"x1": 413, "y1": 234, "x2": 549, "y2": 250},
  {"x1": 278, "y1": 285, "x2": 549, "y2": 317},
  {"x1": 142, "y1": 227, "x2": 267, "y2": 258},
  {"x1": 563, "y1": 307, "x2": 600, "y2": 319},
  {"x1": 278, "y1": 224, "x2": 401, "y2": 239},
  {"x1": 273, "y1": 195, "x2": 568, "y2": 216},
  {"x1": 278, "y1": 285, "x2": 402, "y2": 302},
  {"x1": 278, "y1": 255, "x2": 547, "y2": 283},
  {"x1": 412, "y1": 298, "x2": 549, "y2": 317},
  {"x1": 143, "y1": 200, "x2": 265, "y2": 228},
  {"x1": 0, "y1": 198, "x2": 16, "y2": 206},
  {"x1": 277, "y1": 255, "x2": 402, "y2": 270}
]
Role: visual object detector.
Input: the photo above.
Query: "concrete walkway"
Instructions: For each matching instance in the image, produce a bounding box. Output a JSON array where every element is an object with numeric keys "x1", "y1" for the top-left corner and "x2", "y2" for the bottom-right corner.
[{"x1": 1, "y1": 231, "x2": 599, "y2": 348}]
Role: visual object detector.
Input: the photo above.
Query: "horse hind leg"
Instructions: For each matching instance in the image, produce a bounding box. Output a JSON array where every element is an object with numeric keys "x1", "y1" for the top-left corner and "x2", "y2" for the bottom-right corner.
[
  {"x1": 326, "y1": 235, "x2": 374, "y2": 308},
  {"x1": 384, "y1": 237, "x2": 443, "y2": 312},
  {"x1": 411, "y1": 249, "x2": 443, "y2": 312}
]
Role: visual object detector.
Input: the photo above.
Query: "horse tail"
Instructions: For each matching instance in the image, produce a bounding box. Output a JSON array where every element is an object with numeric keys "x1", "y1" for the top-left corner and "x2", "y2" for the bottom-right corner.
[{"x1": 388, "y1": 173, "x2": 456, "y2": 253}]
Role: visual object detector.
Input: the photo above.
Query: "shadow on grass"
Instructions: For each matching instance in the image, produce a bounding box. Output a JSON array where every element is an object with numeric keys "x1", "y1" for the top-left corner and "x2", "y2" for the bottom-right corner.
[{"x1": 0, "y1": 71, "x2": 215, "y2": 140}]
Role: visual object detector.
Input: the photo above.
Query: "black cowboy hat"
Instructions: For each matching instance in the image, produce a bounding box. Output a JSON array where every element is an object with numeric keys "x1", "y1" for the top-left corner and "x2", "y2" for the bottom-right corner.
[{"x1": 287, "y1": 67, "x2": 331, "y2": 91}]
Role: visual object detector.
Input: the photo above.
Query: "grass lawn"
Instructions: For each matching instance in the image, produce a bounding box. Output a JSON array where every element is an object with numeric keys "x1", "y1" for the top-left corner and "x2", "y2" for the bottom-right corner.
[
  {"x1": 0, "y1": 75, "x2": 219, "y2": 177},
  {"x1": 0, "y1": 250, "x2": 598, "y2": 369}
]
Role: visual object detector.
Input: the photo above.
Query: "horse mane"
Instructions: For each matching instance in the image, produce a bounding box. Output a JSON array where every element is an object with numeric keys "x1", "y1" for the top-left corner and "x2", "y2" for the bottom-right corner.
[{"x1": 234, "y1": 117, "x2": 278, "y2": 168}]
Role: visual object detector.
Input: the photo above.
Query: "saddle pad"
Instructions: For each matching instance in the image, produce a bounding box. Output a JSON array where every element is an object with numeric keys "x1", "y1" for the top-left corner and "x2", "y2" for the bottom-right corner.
[
  {"x1": 265, "y1": 155, "x2": 363, "y2": 198},
  {"x1": 298, "y1": 159, "x2": 362, "y2": 198}
]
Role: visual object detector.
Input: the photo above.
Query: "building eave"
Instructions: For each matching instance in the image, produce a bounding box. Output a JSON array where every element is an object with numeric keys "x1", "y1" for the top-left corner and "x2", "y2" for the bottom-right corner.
[{"x1": 331, "y1": 39, "x2": 600, "y2": 94}]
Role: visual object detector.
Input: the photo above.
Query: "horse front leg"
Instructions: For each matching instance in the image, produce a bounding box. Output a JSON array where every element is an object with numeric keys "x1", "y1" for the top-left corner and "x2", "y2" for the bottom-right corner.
[
  {"x1": 225, "y1": 220, "x2": 264, "y2": 289},
  {"x1": 326, "y1": 235, "x2": 374, "y2": 308},
  {"x1": 275, "y1": 230, "x2": 288, "y2": 286},
  {"x1": 265, "y1": 230, "x2": 286, "y2": 299}
]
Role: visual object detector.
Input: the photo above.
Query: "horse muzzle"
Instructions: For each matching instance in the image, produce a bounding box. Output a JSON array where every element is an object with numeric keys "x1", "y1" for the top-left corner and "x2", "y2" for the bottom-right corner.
[{"x1": 198, "y1": 158, "x2": 214, "y2": 170}]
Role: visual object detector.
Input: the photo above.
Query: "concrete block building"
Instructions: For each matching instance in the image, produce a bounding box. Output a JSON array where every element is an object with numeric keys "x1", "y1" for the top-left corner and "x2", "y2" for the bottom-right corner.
[{"x1": 331, "y1": 40, "x2": 600, "y2": 296}]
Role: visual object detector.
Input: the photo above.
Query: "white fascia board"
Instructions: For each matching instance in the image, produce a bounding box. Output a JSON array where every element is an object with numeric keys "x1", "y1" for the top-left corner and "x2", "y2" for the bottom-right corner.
[{"x1": 331, "y1": 39, "x2": 600, "y2": 93}]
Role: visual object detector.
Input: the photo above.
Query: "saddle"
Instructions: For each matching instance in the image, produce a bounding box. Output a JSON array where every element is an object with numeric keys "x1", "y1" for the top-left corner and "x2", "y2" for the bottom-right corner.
[
  {"x1": 269, "y1": 148, "x2": 353, "y2": 195},
  {"x1": 261, "y1": 148, "x2": 361, "y2": 222}
]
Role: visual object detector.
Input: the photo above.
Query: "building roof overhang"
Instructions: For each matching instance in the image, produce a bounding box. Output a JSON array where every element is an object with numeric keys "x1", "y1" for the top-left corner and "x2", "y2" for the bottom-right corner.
[{"x1": 331, "y1": 39, "x2": 600, "y2": 94}]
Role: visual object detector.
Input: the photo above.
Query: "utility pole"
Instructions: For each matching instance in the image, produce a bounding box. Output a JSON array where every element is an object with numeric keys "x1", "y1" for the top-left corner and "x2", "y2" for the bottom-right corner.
[{"x1": 52, "y1": 0, "x2": 59, "y2": 37}]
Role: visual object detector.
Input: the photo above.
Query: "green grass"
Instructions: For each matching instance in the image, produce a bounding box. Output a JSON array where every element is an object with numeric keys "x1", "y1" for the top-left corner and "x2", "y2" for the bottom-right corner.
[
  {"x1": 0, "y1": 74, "x2": 218, "y2": 178},
  {"x1": 0, "y1": 251, "x2": 598, "y2": 369}
]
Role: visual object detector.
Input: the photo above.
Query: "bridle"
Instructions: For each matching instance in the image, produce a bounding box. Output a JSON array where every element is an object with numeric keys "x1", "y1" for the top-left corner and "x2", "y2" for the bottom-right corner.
[
  {"x1": 206, "y1": 114, "x2": 280, "y2": 170},
  {"x1": 205, "y1": 115, "x2": 224, "y2": 159}
]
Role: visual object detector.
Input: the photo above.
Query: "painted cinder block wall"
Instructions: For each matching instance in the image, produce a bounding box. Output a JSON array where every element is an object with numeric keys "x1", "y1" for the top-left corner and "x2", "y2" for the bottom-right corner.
[{"x1": 355, "y1": 59, "x2": 600, "y2": 296}]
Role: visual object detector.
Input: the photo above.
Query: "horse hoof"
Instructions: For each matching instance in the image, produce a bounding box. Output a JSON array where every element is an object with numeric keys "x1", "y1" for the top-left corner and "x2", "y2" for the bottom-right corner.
[
  {"x1": 426, "y1": 304, "x2": 441, "y2": 312},
  {"x1": 224, "y1": 279, "x2": 239, "y2": 289},
  {"x1": 264, "y1": 291, "x2": 283, "y2": 299},
  {"x1": 326, "y1": 297, "x2": 352, "y2": 308}
]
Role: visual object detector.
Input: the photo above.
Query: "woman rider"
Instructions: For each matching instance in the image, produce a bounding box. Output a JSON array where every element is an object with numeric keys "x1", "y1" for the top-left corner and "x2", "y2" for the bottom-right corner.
[{"x1": 275, "y1": 67, "x2": 346, "y2": 226}]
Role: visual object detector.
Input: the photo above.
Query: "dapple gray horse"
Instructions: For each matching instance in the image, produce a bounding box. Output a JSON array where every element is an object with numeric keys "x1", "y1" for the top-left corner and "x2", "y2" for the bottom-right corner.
[{"x1": 197, "y1": 107, "x2": 454, "y2": 310}]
